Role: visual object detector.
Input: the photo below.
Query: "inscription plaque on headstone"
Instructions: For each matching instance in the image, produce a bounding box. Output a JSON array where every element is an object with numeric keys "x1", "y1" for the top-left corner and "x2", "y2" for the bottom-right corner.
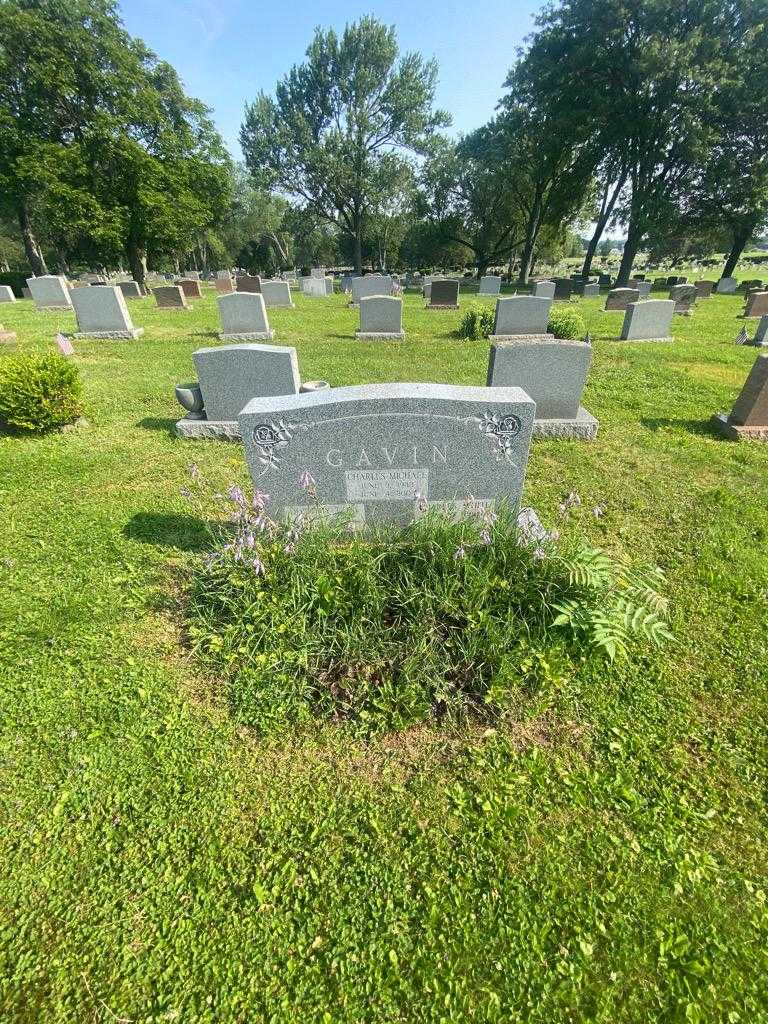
[{"x1": 238, "y1": 383, "x2": 536, "y2": 526}]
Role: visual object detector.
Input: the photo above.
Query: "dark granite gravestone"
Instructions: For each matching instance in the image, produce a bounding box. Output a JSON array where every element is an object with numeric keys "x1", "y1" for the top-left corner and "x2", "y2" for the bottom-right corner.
[
  {"x1": 553, "y1": 278, "x2": 573, "y2": 300},
  {"x1": 236, "y1": 275, "x2": 262, "y2": 294},
  {"x1": 238, "y1": 383, "x2": 536, "y2": 526},
  {"x1": 712, "y1": 354, "x2": 768, "y2": 440},
  {"x1": 153, "y1": 285, "x2": 189, "y2": 310},
  {"x1": 605, "y1": 288, "x2": 640, "y2": 311},
  {"x1": 669, "y1": 284, "x2": 696, "y2": 314},
  {"x1": 743, "y1": 291, "x2": 768, "y2": 318},
  {"x1": 427, "y1": 280, "x2": 460, "y2": 308},
  {"x1": 177, "y1": 279, "x2": 203, "y2": 299}
]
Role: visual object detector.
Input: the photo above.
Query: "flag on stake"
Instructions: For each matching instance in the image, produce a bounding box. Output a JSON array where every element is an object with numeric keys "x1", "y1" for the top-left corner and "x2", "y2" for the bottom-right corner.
[{"x1": 56, "y1": 333, "x2": 74, "y2": 356}]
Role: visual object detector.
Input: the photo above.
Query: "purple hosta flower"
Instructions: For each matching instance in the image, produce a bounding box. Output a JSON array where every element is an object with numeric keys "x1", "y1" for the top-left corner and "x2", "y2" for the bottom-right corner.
[
  {"x1": 243, "y1": 531, "x2": 256, "y2": 549},
  {"x1": 558, "y1": 490, "x2": 582, "y2": 517},
  {"x1": 533, "y1": 546, "x2": 547, "y2": 561},
  {"x1": 480, "y1": 528, "x2": 492, "y2": 546},
  {"x1": 180, "y1": 487, "x2": 192, "y2": 500},
  {"x1": 453, "y1": 544, "x2": 467, "y2": 561},
  {"x1": 252, "y1": 489, "x2": 270, "y2": 511},
  {"x1": 188, "y1": 462, "x2": 201, "y2": 483},
  {"x1": 251, "y1": 555, "x2": 265, "y2": 575},
  {"x1": 415, "y1": 491, "x2": 428, "y2": 513},
  {"x1": 299, "y1": 470, "x2": 317, "y2": 498},
  {"x1": 549, "y1": 528, "x2": 561, "y2": 543},
  {"x1": 228, "y1": 484, "x2": 247, "y2": 508},
  {"x1": 592, "y1": 505, "x2": 606, "y2": 519}
]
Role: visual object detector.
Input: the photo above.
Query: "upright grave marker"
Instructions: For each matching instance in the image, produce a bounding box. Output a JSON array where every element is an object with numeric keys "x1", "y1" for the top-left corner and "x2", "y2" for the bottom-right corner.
[
  {"x1": 489, "y1": 296, "x2": 552, "y2": 340},
  {"x1": 619, "y1": 299, "x2": 675, "y2": 341},
  {"x1": 350, "y1": 275, "x2": 393, "y2": 305},
  {"x1": 154, "y1": 286, "x2": 189, "y2": 310},
  {"x1": 743, "y1": 291, "x2": 768, "y2": 318},
  {"x1": 117, "y1": 281, "x2": 142, "y2": 299},
  {"x1": 218, "y1": 292, "x2": 274, "y2": 340},
  {"x1": 177, "y1": 279, "x2": 202, "y2": 300},
  {"x1": 302, "y1": 277, "x2": 328, "y2": 297},
  {"x1": 27, "y1": 275, "x2": 72, "y2": 310},
  {"x1": 716, "y1": 277, "x2": 738, "y2": 294},
  {"x1": 261, "y1": 280, "x2": 295, "y2": 308},
  {"x1": 694, "y1": 280, "x2": 715, "y2": 299},
  {"x1": 479, "y1": 276, "x2": 502, "y2": 296},
  {"x1": 238, "y1": 383, "x2": 536, "y2": 526},
  {"x1": 670, "y1": 284, "x2": 696, "y2": 314},
  {"x1": 176, "y1": 343, "x2": 301, "y2": 439},
  {"x1": 237, "y1": 275, "x2": 262, "y2": 294},
  {"x1": 0, "y1": 286, "x2": 16, "y2": 303},
  {"x1": 711, "y1": 354, "x2": 768, "y2": 440},
  {"x1": 427, "y1": 280, "x2": 459, "y2": 309},
  {"x1": 71, "y1": 285, "x2": 143, "y2": 338},
  {"x1": 553, "y1": 278, "x2": 573, "y2": 301},
  {"x1": 605, "y1": 288, "x2": 640, "y2": 311},
  {"x1": 214, "y1": 277, "x2": 234, "y2": 294},
  {"x1": 356, "y1": 296, "x2": 404, "y2": 339},
  {"x1": 533, "y1": 280, "x2": 556, "y2": 299}
]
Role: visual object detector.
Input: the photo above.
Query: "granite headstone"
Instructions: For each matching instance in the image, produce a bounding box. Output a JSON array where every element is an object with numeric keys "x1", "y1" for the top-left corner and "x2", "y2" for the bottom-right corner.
[{"x1": 71, "y1": 285, "x2": 143, "y2": 338}]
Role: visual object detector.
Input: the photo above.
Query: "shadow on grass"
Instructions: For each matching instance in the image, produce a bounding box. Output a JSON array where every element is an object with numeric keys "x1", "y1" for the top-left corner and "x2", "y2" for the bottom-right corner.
[
  {"x1": 136, "y1": 416, "x2": 177, "y2": 436},
  {"x1": 123, "y1": 512, "x2": 211, "y2": 552},
  {"x1": 641, "y1": 416, "x2": 719, "y2": 437}
]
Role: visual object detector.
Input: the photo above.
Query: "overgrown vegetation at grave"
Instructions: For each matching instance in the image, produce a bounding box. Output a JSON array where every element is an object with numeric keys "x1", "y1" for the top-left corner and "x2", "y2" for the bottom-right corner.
[
  {"x1": 457, "y1": 302, "x2": 495, "y2": 339},
  {"x1": 185, "y1": 479, "x2": 672, "y2": 735},
  {"x1": 548, "y1": 305, "x2": 587, "y2": 339},
  {"x1": 0, "y1": 352, "x2": 83, "y2": 432}
]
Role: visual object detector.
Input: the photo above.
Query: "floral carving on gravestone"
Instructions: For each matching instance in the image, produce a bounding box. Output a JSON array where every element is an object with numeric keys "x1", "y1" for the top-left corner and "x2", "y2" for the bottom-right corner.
[
  {"x1": 251, "y1": 419, "x2": 297, "y2": 472},
  {"x1": 475, "y1": 411, "x2": 522, "y2": 453}
]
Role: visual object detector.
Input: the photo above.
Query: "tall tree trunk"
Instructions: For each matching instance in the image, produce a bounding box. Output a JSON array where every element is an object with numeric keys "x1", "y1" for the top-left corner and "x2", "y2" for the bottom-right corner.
[
  {"x1": 18, "y1": 202, "x2": 47, "y2": 276},
  {"x1": 723, "y1": 218, "x2": 756, "y2": 278},
  {"x1": 127, "y1": 238, "x2": 148, "y2": 293},
  {"x1": 616, "y1": 219, "x2": 643, "y2": 286},
  {"x1": 518, "y1": 189, "x2": 543, "y2": 286},
  {"x1": 353, "y1": 222, "x2": 363, "y2": 274},
  {"x1": 581, "y1": 171, "x2": 627, "y2": 281}
]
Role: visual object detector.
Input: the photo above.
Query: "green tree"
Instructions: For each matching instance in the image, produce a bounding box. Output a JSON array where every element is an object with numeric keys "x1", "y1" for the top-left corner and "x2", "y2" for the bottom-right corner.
[{"x1": 240, "y1": 17, "x2": 449, "y2": 273}]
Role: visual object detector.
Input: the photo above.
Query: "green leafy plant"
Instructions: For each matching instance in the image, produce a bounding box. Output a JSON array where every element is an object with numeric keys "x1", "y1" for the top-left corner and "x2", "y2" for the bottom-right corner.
[
  {"x1": 548, "y1": 305, "x2": 587, "y2": 339},
  {"x1": 184, "y1": 473, "x2": 673, "y2": 735},
  {"x1": 457, "y1": 302, "x2": 495, "y2": 340},
  {"x1": 0, "y1": 353, "x2": 83, "y2": 432}
]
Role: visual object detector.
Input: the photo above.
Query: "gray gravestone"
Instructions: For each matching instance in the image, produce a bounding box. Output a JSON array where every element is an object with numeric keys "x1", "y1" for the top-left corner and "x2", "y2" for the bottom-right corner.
[
  {"x1": 357, "y1": 296, "x2": 404, "y2": 339},
  {"x1": 350, "y1": 275, "x2": 393, "y2": 305},
  {"x1": 605, "y1": 288, "x2": 640, "y2": 311},
  {"x1": 118, "y1": 281, "x2": 142, "y2": 299},
  {"x1": 186, "y1": 271, "x2": 200, "y2": 281},
  {"x1": 71, "y1": 285, "x2": 143, "y2": 338},
  {"x1": 636, "y1": 281, "x2": 652, "y2": 298},
  {"x1": 490, "y1": 296, "x2": 552, "y2": 339},
  {"x1": 238, "y1": 383, "x2": 536, "y2": 526},
  {"x1": 553, "y1": 278, "x2": 573, "y2": 300},
  {"x1": 0, "y1": 285, "x2": 16, "y2": 302},
  {"x1": 325, "y1": 276, "x2": 334, "y2": 296},
  {"x1": 754, "y1": 316, "x2": 768, "y2": 346},
  {"x1": 744, "y1": 291, "x2": 768, "y2": 318},
  {"x1": 427, "y1": 279, "x2": 459, "y2": 308},
  {"x1": 261, "y1": 280, "x2": 294, "y2": 308},
  {"x1": 27, "y1": 275, "x2": 72, "y2": 310},
  {"x1": 619, "y1": 299, "x2": 675, "y2": 341},
  {"x1": 533, "y1": 280, "x2": 556, "y2": 299},
  {"x1": 716, "y1": 277, "x2": 738, "y2": 294},
  {"x1": 695, "y1": 280, "x2": 715, "y2": 298},
  {"x1": 177, "y1": 279, "x2": 202, "y2": 299},
  {"x1": 479, "y1": 275, "x2": 502, "y2": 296},
  {"x1": 177, "y1": 343, "x2": 301, "y2": 437},
  {"x1": 236, "y1": 275, "x2": 262, "y2": 294},
  {"x1": 214, "y1": 277, "x2": 234, "y2": 294},
  {"x1": 598, "y1": 274, "x2": 612, "y2": 288},
  {"x1": 154, "y1": 285, "x2": 188, "y2": 309},
  {"x1": 216, "y1": 270, "x2": 232, "y2": 280},
  {"x1": 712, "y1": 353, "x2": 768, "y2": 440},
  {"x1": 302, "y1": 277, "x2": 327, "y2": 297},
  {"x1": 581, "y1": 282, "x2": 600, "y2": 297},
  {"x1": 669, "y1": 284, "x2": 696, "y2": 314},
  {"x1": 487, "y1": 338, "x2": 597, "y2": 438},
  {"x1": 218, "y1": 292, "x2": 274, "y2": 340},
  {"x1": 310, "y1": 268, "x2": 326, "y2": 278}
]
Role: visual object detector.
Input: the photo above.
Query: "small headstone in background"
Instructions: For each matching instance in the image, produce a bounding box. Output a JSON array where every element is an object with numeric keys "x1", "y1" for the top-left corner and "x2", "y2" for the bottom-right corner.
[
  {"x1": 301, "y1": 277, "x2": 328, "y2": 297},
  {"x1": 153, "y1": 286, "x2": 189, "y2": 310},
  {"x1": 716, "y1": 277, "x2": 738, "y2": 294},
  {"x1": 712, "y1": 353, "x2": 768, "y2": 440},
  {"x1": 605, "y1": 287, "x2": 640, "y2": 311},
  {"x1": 117, "y1": 281, "x2": 142, "y2": 299},
  {"x1": 310, "y1": 268, "x2": 326, "y2": 278},
  {"x1": 56, "y1": 333, "x2": 75, "y2": 356},
  {"x1": 27, "y1": 275, "x2": 72, "y2": 310},
  {"x1": 0, "y1": 285, "x2": 16, "y2": 303},
  {"x1": 214, "y1": 277, "x2": 234, "y2": 294},
  {"x1": 669, "y1": 284, "x2": 696, "y2": 314},
  {"x1": 694, "y1": 280, "x2": 716, "y2": 298},
  {"x1": 324, "y1": 276, "x2": 334, "y2": 296},
  {"x1": 581, "y1": 282, "x2": 600, "y2": 297},
  {"x1": 261, "y1": 280, "x2": 295, "y2": 308},
  {"x1": 478, "y1": 275, "x2": 502, "y2": 296},
  {"x1": 238, "y1": 383, "x2": 536, "y2": 526},
  {"x1": 553, "y1": 278, "x2": 573, "y2": 300},
  {"x1": 216, "y1": 270, "x2": 232, "y2": 280},
  {"x1": 598, "y1": 273, "x2": 612, "y2": 288},
  {"x1": 218, "y1": 292, "x2": 274, "y2": 340},
  {"x1": 755, "y1": 316, "x2": 768, "y2": 346},
  {"x1": 427, "y1": 279, "x2": 459, "y2": 308},
  {"x1": 356, "y1": 296, "x2": 404, "y2": 339},
  {"x1": 71, "y1": 285, "x2": 143, "y2": 339},
  {"x1": 619, "y1": 299, "x2": 675, "y2": 341},
  {"x1": 177, "y1": 279, "x2": 202, "y2": 299},
  {"x1": 350, "y1": 275, "x2": 393, "y2": 305},
  {"x1": 533, "y1": 280, "x2": 556, "y2": 299},
  {"x1": 237, "y1": 275, "x2": 262, "y2": 294},
  {"x1": 490, "y1": 296, "x2": 552, "y2": 339},
  {"x1": 743, "y1": 291, "x2": 768, "y2": 318},
  {"x1": 635, "y1": 281, "x2": 652, "y2": 298},
  {"x1": 185, "y1": 270, "x2": 200, "y2": 281}
]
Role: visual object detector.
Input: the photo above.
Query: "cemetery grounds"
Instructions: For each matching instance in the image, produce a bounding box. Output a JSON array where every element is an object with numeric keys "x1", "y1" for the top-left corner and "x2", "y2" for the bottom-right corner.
[{"x1": 1, "y1": 282, "x2": 767, "y2": 1021}]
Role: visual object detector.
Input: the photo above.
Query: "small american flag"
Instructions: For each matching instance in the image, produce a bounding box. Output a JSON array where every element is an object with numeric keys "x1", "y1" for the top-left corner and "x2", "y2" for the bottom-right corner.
[{"x1": 56, "y1": 333, "x2": 74, "y2": 356}]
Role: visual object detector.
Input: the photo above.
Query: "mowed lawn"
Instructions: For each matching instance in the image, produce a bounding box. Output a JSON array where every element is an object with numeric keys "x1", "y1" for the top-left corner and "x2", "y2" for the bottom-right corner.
[{"x1": 1, "y1": 283, "x2": 767, "y2": 1022}]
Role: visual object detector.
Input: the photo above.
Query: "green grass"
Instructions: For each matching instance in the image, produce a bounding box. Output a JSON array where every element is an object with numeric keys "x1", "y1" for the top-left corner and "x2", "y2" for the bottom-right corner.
[{"x1": 1, "y1": 282, "x2": 767, "y2": 1022}]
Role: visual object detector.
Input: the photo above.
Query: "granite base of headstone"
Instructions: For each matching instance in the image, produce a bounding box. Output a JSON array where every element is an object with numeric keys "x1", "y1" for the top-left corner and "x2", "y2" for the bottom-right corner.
[
  {"x1": 176, "y1": 342, "x2": 301, "y2": 439},
  {"x1": 487, "y1": 338, "x2": 597, "y2": 440},
  {"x1": 711, "y1": 353, "x2": 768, "y2": 441},
  {"x1": 238, "y1": 383, "x2": 536, "y2": 526}
]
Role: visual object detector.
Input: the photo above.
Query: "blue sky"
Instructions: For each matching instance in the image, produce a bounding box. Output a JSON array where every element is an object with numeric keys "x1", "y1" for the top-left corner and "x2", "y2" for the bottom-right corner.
[{"x1": 118, "y1": 0, "x2": 543, "y2": 159}]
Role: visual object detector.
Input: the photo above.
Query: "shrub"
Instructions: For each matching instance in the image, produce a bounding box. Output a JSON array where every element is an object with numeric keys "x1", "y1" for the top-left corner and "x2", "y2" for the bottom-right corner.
[
  {"x1": 457, "y1": 302, "x2": 495, "y2": 340},
  {"x1": 184, "y1": 474, "x2": 673, "y2": 736},
  {"x1": 548, "y1": 305, "x2": 587, "y2": 340},
  {"x1": 0, "y1": 353, "x2": 83, "y2": 432}
]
